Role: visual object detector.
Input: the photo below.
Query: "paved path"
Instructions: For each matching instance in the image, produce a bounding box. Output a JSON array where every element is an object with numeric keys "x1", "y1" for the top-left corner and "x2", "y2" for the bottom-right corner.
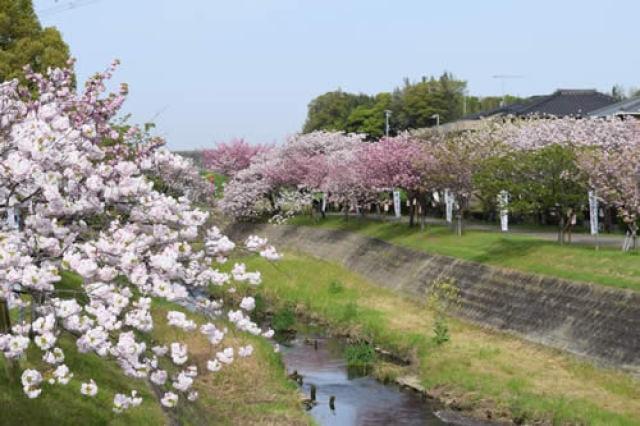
[{"x1": 326, "y1": 213, "x2": 628, "y2": 249}]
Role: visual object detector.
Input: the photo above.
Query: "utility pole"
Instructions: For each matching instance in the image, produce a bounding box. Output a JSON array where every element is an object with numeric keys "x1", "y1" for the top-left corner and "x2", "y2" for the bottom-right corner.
[
  {"x1": 463, "y1": 94, "x2": 467, "y2": 116},
  {"x1": 492, "y1": 75, "x2": 523, "y2": 106},
  {"x1": 431, "y1": 113, "x2": 440, "y2": 128},
  {"x1": 384, "y1": 110, "x2": 392, "y2": 137}
]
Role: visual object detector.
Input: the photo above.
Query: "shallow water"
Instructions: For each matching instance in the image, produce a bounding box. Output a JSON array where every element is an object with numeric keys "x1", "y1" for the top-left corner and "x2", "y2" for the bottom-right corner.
[{"x1": 281, "y1": 335, "x2": 447, "y2": 426}]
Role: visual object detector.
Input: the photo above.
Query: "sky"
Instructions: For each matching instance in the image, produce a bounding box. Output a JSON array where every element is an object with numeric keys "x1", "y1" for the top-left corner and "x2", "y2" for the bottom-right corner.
[{"x1": 34, "y1": 0, "x2": 640, "y2": 150}]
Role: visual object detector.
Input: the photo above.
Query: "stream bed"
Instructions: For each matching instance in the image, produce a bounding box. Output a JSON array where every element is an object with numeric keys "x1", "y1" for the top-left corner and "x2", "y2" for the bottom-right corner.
[{"x1": 281, "y1": 334, "x2": 492, "y2": 426}]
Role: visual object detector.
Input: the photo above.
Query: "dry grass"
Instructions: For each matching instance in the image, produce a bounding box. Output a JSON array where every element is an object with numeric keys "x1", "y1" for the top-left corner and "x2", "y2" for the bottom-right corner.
[{"x1": 151, "y1": 303, "x2": 310, "y2": 426}]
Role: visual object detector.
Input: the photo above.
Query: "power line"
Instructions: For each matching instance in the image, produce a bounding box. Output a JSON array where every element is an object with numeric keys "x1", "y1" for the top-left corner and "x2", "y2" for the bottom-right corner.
[
  {"x1": 492, "y1": 74, "x2": 524, "y2": 105},
  {"x1": 37, "y1": 0, "x2": 103, "y2": 17}
]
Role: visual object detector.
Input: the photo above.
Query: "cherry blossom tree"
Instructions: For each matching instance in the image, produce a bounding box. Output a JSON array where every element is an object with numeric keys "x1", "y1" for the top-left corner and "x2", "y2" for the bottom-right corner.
[
  {"x1": 415, "y1": 124, "x2": 504, "y2": 235},
  {"x1": 470, "y1": 116, "x2": 640, "y2": 243},
  {"x1": 356, "y1": 134, "x2": 436, "y2": 227},
  {"x1": 202, "y1": 138, "x2": 272, "y2": 177},
  {"x1": 573, "y1": 120, "x2": 640, "y2": 248},
  {"x1": 322, "y1": 144, "x2": 372, "y2": 219},
  {"x1": 500, "y1": 117, "x2": 640, "y2": 243},
  {"x1": 218, "y1": 153, "x2": 278, "y2": 220},
  {"x1": 220, "y1": 131, "x2": 364, "y2": 220},
  {"x1": 0, "y1": 62, "x2": 280, "y2": 412}
]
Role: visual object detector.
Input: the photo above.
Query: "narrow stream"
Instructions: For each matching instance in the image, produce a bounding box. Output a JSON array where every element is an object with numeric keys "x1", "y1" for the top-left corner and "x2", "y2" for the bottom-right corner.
[{"x1": 282, "y1": 334, "x2": 489, "y2": 426}]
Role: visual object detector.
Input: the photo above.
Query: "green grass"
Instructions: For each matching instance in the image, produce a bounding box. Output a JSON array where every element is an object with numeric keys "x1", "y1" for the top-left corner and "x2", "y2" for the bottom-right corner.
[
  {"x1": 344, "y1": 343, "x2": 376, "y2": 368},
  {"x1": 0, "y1": 335, "x2": 167, "y2": 426},
  {"x1": 0, "y1": 272, "x2": 310, "y2": 426},
  {"x1": 289, "y1": 216, "x2": 640, "y2": 291},
  {"x1": 244, "y1": 252, "x2": 640, "y2": 425}
]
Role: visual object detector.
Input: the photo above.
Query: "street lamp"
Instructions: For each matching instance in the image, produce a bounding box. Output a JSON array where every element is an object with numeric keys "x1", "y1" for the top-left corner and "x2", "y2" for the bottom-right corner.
[
  {"x1": 431, "y1": 113, "x2": 440, "y2": 128},
  {"x1": 384, "y1": 110, "x2": 392, "y2": 137}
]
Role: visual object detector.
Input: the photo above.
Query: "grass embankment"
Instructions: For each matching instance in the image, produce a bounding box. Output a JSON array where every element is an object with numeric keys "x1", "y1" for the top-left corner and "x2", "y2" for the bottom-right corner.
[
  {"x1": 290, "y1": 216, "x2": 640, "y2": 291},
  {"x1": 0, "y1": 271, "x2": 309, "y2": 426},
  {"x1": 245, "y1": 252, "x2": 640, "y2": 425}
]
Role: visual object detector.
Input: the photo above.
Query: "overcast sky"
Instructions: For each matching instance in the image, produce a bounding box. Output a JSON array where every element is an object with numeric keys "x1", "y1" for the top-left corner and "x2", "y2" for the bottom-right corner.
[{"x1": 34, "y1": 0, "x2": 640, "y2": 150}]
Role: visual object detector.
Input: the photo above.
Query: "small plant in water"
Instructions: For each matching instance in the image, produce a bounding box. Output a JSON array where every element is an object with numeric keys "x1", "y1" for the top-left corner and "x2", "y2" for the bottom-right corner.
[
  {"x1": 427, "y1": 278, "x2": 460, "y2": 345},
  {"x1": 272, "y1": 306, "x2": 296, "y2": 333},
  {"x1": 345, "y1": 342, "x2": 376, "y2": 373}
]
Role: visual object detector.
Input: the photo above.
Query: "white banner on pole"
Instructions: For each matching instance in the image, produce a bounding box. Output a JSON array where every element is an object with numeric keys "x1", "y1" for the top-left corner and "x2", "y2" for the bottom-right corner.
[
  {"x1": 321, "y1": 193, "x2": 326, "y2": 212},
  {"x1": 498, "y1": 190, "x2": 509, "y2": 232},
  {"x1": 588, "y1": 190, "x2": 599, "y2": 235},
  {"x1": 444, "y1": 189, "x2": 453, "y2": 223},
  {"x1": 393, "y1": 190, "x2": 401, "y2": 218},
  {"x1": 6, "y1": 206, "x2": 19, "y2": 230}
]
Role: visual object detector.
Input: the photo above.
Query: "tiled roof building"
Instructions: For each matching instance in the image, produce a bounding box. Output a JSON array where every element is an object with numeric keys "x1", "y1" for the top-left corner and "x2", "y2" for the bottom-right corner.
[
  {"x1": 465, "y1": 89, "x2": 616, "y2": 119},
  {"x1": 588, "y1": 97, "x2": 640, "y2": 118}
]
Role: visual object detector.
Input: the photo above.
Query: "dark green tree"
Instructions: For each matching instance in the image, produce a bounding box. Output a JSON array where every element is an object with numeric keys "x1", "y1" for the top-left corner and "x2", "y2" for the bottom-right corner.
[
  {"x1": 302, "y1": 73, "x2": 523, "y2": 137},
  {"x1": 464, "y1": 95, "x2": 522, "y2": 115},
  {"x1": 345, "y1": 92, "x2": 391, "y2": 139},
  {"x1": 302, "y1": 90, "x2": 373, "y2": 133},
  {"x1": 391, "y1": 72, "x2": 467, "y2": 130},
  {"x1": 611, "y1": 84, "x2": 627, "y2": 101},
  {"x1": 0, "y1": 0, "x2": 70, "y2": 82},
  {"x1": 474, "y1": 144, "x2": 589, "y2": 243}
]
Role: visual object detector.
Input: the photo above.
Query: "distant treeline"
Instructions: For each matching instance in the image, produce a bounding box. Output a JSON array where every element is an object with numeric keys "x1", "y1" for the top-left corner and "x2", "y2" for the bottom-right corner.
[{"x1": 303, "y1": 72, "x2": 521, "y2": 138}]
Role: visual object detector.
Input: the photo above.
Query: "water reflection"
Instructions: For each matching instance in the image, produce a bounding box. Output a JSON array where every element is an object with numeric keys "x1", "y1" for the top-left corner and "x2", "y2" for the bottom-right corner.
[{"x1": 282, "y1": 335, "x2": 447, "y2": 426}]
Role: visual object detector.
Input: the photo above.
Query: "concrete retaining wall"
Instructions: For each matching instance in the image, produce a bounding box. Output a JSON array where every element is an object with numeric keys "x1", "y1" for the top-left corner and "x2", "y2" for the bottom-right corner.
[{"x1": 228, "y1": 223, "x2": 640, "y2": 373}]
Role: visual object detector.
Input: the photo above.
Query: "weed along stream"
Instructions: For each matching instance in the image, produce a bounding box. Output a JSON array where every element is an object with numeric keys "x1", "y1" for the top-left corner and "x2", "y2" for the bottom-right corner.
[{"x1": 281, "y1": 332, "x2": 489, "y2": 426}]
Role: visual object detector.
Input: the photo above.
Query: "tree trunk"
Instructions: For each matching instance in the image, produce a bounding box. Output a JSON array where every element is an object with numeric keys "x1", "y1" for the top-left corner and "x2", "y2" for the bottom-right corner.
[
  {"x1": 604, "y1": 206, "x2": 613, "y2": 233},
  {"x1": 419, "y1": 194, "x2": 428, "y2": 232},
  {"x1": 409, "y1": 200, "x2": 415, "y2": 227},
  {"x1": 1, "y1": 298, "x2": 18, "y2": 381},
  {"x1": 455, "y1": 198, "x2": 467, "y2": 237},
  {"x1": 0, "y1": 298, "x2": 10, "y2": 333},
  {"x1": 558, "y1": 214, "x2": 564, "y2": 244}
]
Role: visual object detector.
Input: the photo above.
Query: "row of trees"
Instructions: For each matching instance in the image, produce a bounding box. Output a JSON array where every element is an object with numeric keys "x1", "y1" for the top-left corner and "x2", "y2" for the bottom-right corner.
[
  {"x1": 0, "y1": 63, "x2": 280, "y2": 411},
  {"x1": 303, "y1": 72, "x2": 522, "y2": 138},
  {"x1": 209, "y1": 117, "x2": 640, "y2": 246}
]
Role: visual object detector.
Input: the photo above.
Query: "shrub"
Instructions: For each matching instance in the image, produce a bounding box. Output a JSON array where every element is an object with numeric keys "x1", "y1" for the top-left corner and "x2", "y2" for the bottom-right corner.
[
  {"x1": 328, "y1": 280, "x2": 344, "y2": 294},
  {"x1": 345, "y1": 342, "x2": 376, "y2": 367},
  {"x1": 272, "y1": 306, "x2": 296, "y2": 332},
  {"x1": 427, "y1": 278, "x2": 460, "y2": 345}
]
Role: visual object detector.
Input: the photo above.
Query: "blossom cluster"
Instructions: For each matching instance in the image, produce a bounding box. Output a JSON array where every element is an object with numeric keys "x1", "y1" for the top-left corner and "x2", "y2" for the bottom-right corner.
[{"x1": 0, "y1": 63, "x2": 281, "y2": 412}]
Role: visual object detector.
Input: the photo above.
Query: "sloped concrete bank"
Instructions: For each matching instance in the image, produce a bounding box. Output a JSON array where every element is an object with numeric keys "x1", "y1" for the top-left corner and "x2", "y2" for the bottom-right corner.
[{"x1": 228, "y1": 223, "x2": 640, "y2": 374}]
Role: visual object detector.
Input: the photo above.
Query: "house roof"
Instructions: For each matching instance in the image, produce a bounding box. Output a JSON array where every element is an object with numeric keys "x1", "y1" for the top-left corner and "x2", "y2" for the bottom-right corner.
[
  {"x1": 588, "y1": 96, "x2": 640, "y2": 117},
  {"x1": 465, "y1": 89, "x2": 616, "y2": 119}
]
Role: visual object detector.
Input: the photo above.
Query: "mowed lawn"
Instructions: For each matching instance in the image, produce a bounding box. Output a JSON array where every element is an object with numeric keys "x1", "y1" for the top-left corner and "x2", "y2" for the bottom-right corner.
[
  {"x1": 244, "y1": 252, "x2": 640, "y2": 425},
  {"x1": 290, "y1": 216, "x2": 640, "y2": 291}
]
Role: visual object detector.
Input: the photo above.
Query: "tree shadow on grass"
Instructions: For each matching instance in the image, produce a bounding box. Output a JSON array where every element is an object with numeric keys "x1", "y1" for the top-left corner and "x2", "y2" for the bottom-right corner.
[{"x1": 469, "y1": 237, "x2": 549, "y2": 264}]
